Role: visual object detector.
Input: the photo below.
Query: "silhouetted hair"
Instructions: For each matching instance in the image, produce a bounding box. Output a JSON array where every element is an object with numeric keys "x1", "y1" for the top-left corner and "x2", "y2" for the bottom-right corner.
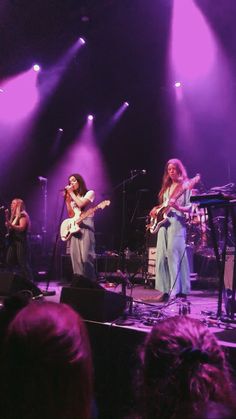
[
  {"x1": 0, "y1": 301, "x2": 93, "y2": 419},
  {"x1": 69, "y1": 173, "x2": 88, "y2": 196},
  {"x1": 159, "y1": 158, "x2": 188, "y2": 203},
  {"x1": 135, "y1": 316, "x2": 236, "y2": 419}
]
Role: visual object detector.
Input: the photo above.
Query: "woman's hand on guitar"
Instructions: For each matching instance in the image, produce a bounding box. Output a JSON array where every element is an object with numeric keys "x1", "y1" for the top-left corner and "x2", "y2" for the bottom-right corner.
[
  {"x1": 169, "y1": 199, "x2": 179, "y2": 211},
  {"x1": 149, "y1": 206, "x2": 158, "y2": 217}
]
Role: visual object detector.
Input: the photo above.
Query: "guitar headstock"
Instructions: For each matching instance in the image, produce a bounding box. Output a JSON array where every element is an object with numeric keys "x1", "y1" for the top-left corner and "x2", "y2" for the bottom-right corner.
[
  {"x1": 98, "y1": 200, "x2": 111, "y2": 210},
  {"x1": 194, "y1": 173, "x2": 201, "y2": 183},
  {"x1": 184, "y1": 174, "x2": 201, "y2": 190}
]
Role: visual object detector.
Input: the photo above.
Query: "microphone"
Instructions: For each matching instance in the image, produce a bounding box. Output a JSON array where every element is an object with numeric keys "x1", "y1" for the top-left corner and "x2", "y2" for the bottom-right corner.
[
  {"x1": 0, "y1": 205, "x2": 5, "y2": 210},
  {"x1": 59, "y1": 185, "x2": 71, "y2": 192},
  {"x1": 38, "y1": 176, "x2": 47, "y2": 182},
  {"x1": 131, "y1": 169, "x2": 147, "y2": 176}
]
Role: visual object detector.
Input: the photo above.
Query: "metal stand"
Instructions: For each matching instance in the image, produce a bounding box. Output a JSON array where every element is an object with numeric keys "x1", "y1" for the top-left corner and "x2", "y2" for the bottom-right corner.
[
  {"x1": 196, "y1": 198, "x2": 236, "y2": 318},
  {"x1": 112, "y1": 172, "x2": 144, "y2": 322},
  {"x1": 38, "y1": 177, "x2": 48, "y2": 255},
  {"x1": 45, "y1": 197, "x2": 66, "y2": 292}
]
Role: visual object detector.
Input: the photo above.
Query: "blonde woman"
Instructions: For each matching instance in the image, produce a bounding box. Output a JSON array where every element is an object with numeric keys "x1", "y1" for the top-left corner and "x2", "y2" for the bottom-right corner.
[{"x1": 5, "y1": 198, "x2": 33, "y2": 282}]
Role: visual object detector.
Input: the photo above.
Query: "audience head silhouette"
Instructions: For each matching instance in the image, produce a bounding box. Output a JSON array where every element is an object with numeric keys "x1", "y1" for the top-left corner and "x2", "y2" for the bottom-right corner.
[
  {"x1": 136, "y1": 316, "x2": 236, "y2": 419},
  {"x1": 1, "y1": 301, "x2": 93, "y2": 419}
]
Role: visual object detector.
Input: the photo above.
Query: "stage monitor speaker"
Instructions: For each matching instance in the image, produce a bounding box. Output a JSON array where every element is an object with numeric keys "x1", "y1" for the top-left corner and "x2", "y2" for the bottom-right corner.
[
  {"x1": 71, "y1": 274, "x2": 103, "y2": 289},
  {"x1": 0, "y1": 272, "x2": 41, "y2": 297},
  {"x1": 60, "y1": 286, "x2": 126, "y2": 322}
]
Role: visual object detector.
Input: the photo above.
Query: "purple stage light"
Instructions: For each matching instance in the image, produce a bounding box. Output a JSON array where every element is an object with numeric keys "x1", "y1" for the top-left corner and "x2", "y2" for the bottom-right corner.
[
  {"x1": 174, "y1": 81, "x2": 181, "y2": 88},
  {"x1": 33, "y1": 64, "x2": 41, "y2": 72},
  {"x1": 0, "y1": 69, "x2": 39, "y2": 124},
  {"x1": 58, "y1": 128, "x2": 63, "y2": 132},
  {"x1": 79, "y1": 37, "x2": 86, "y2": 45},
  {"x1": 171, "y1": 0, "x2": 215, "y2": 81},
  {"x1": 124, "y1": 101, "x2": 129, "y2": 107},
  {"x1": 87, "y1": 114, "x2": 94, "y2": 121}
]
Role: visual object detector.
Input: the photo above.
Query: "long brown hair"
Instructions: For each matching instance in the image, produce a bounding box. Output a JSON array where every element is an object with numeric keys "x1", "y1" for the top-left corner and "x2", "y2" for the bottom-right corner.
[
  {"x1": 158, "y1": 158, "x2": 188, "y2": 203},
  {"x1": 137, "y1": 316, "x2": 235, "y2": 419},
  {"x1": 69, "y1": 173, "x2": 88, "y2": 196},
  {"x1": 0, "y1": 301, "x2": 93, "y2": 419}
]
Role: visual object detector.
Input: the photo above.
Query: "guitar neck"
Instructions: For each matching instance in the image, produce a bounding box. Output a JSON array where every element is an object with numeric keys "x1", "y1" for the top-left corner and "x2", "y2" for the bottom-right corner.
[
  {"x1": 168, "y1": 175, "x2": 199, "y2": 203},
  {"x1": 79, "y1": 205, "x2": 97, "y2": 221}
]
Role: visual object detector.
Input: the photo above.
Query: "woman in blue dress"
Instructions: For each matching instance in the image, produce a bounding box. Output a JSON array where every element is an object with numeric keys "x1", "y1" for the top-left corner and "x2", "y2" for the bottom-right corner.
[{"x1": 150, "y1": 159, "x2": 191, "y2": 301}]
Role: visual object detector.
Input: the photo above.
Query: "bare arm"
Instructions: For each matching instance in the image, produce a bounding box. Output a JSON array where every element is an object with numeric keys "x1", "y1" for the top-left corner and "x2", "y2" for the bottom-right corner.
[
  {"x1": 65, "y1": 186, "x2": 94, "y2": 210},
  {"x1": 149, "y1": 205, "x2": 159, "y2": 217},
  {"x1": 169, "y1": 199, "x2": 191, "y2": 214},
  {"x1": 5, "y1": 214, "x2": 29, "y2": 232}
]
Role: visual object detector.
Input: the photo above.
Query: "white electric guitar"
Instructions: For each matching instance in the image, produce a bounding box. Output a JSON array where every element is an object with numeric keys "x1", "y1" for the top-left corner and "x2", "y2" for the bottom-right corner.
[{"x1": 60, "y1": 200, "x2": 111, "y2": 241}]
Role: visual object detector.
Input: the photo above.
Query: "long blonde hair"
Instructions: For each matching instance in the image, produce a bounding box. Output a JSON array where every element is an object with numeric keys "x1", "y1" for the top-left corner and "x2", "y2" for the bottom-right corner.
[{"x1": 158, "y1": 158, "x2": 188, "y2": 203}]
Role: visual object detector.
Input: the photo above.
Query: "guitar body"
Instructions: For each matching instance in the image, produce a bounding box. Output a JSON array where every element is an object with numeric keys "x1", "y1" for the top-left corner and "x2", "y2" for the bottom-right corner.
[
  {"x1": 60, "y1": 217, "x2": 81, "y2": 241},
  {"x1": 149, "y1": 203, "x2": 169, "y2": 234},
  {"x1": 148, "y1": 174, "x2": 201, "y2": 235},
  {"x1": 60, "y1": 199, "x2": 111, "y2": 241}
]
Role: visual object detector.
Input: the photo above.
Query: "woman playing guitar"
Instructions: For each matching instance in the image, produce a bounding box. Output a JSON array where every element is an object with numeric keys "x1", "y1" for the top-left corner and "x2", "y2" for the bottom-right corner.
[
  {"x1": 64, "y1": 173, "x2": 96, "y2": 281},
  {"x1": 149, "y1": 159, "x2": 196, "y2": 302}
]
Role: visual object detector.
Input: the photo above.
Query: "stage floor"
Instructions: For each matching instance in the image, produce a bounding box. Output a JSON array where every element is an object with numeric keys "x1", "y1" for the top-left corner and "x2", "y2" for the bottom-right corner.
[{"x1": 40, "y1": 280, "x2": 236, "y2": 350}]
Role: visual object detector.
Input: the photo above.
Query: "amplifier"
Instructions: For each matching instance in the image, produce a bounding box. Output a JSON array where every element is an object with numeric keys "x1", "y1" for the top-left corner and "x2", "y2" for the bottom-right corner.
[
  {"x1": 148, "y1": 247, "x2": 156, "y2": 277},
  {"x1": 224, "y1": 249, "x2": 235, "y2": 290},
  {"x1": 147, "y1": 245, "x2": 194, "y2": 278}
]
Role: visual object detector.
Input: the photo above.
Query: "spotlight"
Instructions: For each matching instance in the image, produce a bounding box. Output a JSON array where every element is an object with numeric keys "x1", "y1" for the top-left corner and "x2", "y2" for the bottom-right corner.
[
  {"x1": 0, "y1": 88, "x2": 4, "y2": 93},
  {"x1": 174, "y1": 81, "x2": 182, "y2": 88},
  {"x1": 124, "y1": 101, "x2": 129, "y2": 107},
  {"x1": 79, "y1": 37, "x2": 86, "y2": 45},
  {"x1": 33, "y1": 64, "x2": 41, "y2": 72},
  {"x1": 58, "y1": 128, "x2": 64, "y2": 132},
  {"x1": 87, "y1": 114, "x2": 94, "y2": 121}
]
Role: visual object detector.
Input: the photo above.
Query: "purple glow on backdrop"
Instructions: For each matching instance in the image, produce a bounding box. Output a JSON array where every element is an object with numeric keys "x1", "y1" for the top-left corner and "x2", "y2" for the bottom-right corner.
[
  {"x1": 42, "y1": 120, "x2": 111, "y2": 232},
  {"x1": 168, "y1": 0, "x2": 236, "y2": 185},
  {"x1": 0, "y1": 68, "x2": 39, "y2": 124},
  {"x1": 171, "y1": 0, "x2": 216, "y2": 82}
]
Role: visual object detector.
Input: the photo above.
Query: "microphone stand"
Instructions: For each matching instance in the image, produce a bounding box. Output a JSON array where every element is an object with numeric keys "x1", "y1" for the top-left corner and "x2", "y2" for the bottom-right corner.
[
  {"x1": 112, "y1": 172, "x2": 141, "y2": 325},
  {"x1": 38, "y1": 178, "x2": 48, "y2": 255},
  {"x1": 44, "y1": 196, "x2": 66, "y2": 295}
]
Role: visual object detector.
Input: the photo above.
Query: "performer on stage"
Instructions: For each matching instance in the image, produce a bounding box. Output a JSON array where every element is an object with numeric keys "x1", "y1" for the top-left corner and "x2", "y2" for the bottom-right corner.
[
  {"x1": 5, "y1": 198, "x2": 34, "y2": 282},
  {"x1": 65, "y1": 173, "x2": 96, "y2": 281},
  {"x1": 149, "y1": 159, "x2": 191, "y2": 301}
]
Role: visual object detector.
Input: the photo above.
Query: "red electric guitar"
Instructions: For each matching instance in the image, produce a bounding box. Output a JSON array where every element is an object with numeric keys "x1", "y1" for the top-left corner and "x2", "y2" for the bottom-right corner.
[{"x1": 147, "y1": 174, "x2": 201, "y2": 234}]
